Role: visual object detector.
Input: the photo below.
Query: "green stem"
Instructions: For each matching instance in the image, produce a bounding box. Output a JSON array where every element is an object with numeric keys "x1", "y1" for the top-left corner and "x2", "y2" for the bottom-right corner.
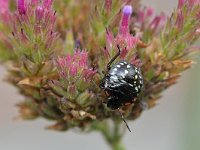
[
  {"x1": 109, "y1": 137, "x2": 126, "y2": 150},
  {"x1": 92, "y1": 120, "x2": 126, "y2": 150}
]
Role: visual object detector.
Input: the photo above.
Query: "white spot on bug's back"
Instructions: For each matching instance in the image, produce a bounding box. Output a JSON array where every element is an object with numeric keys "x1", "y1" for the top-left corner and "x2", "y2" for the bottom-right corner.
[
  {"x1": 125, "y1": 70, "x2": 129, "y2": 74},
  {"x1": 139, "y1": 80, "x2": 142, "y2": 84},
  {"x1": 110, "y1": 72, "x2": 115, "y2": 75},
  {"x1": 105, "y1": 82, "x2": 108, "y2": 88},
  {"x1": 135, "y1": 87, "x2": 138, "y2": 91},
  {"x1": 110, "y1": 75, "x2": 118, "y2": 81},
  {"x1": 113, "y1": 68, "x2": 118, "y2": 71},
  {"x1": 120, "y1": 62, "x2": 124, "y2": 65},
  {"x1": 138, "y1": 85, "x2": 140, "y2": 89},
  {"x1": 127, "y1": 65, "x2": 131, "y2": 69},
  {"x1": 116, "y1": 65, "x2": 121, "y2": 68},
  {"x1": 135, "y1": 75, "x2": 138, "y2": 79},
  {"x1": 129, "y1": 83, "x2": 133, "y2": 87},
  {"x1": 121, "y1": 80, "x2": 126, "y2": 83},
  {"x1": 124, "y1": 62, "x2": 127, "y2": 64}
]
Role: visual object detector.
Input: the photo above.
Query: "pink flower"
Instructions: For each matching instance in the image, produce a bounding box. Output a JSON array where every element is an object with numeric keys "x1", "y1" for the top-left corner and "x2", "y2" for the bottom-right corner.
[
  {"x1": 188, "y1": 0, "x2": 200, "y2": 6},
  {"x1": 31, "y1": 0, "x2": 39, "y2": 5},
  {"x1": 43, "y1": 0, "x2": 53, "y2": 10},
  {"x1": 146, "y1": 7, "x2": 154, "y2": 17},
  {"x1": 178, "y1": 0, "x2": 185, "y2": 9},
  {"x1": 0, "y1": 0, "x2": 58, "y2": 63},
  {"x1": 176, "y1": 10, "x2": 184, "y2": 29},
  {"x1": 105, "y1": 28, "x2": 113, "y2": 48},
  {"x1": 136, "y1": 6, "x2": 167, "y2": 35},
  {"x1": 0, "y1": 0, "x2": 10, "y2": 23},
  {"x1": 105, "y1": 29, "x2": 140, "y2": 59},
  {"x1": 137, "y1": 6, "x2": 155, "y2": 25},
  {"x1": 119, "y1": 5, "x2": 133, "y2": 36},
  {"x1": 196, "y1": 28, "x2": 200, "y2": 34},
  {"x1": 114, "y1": 34, "x2": 139, "y2": 51},
  {"x1": 56, "y1": 51, "x2": 96, "y2": 81},
  {"x1": 0, "y1": 0, "x2": 9, "y2": 14},
  {"x1": 179, "y1": 0, "x2": 200, "y2": 8},
  {"x1": 82, "y1": 69, "x2": 97, "y2": 81},
  {"x1": 149, "y1": 13, "x2": 166, "y2": 33},
  {"x1": 17, "y1": 0, "x2": 26, "y2": 15},
  {"x1": 35, "y1": 6, "x2": 44, "y2": 22},
  {"x1": 105, "y1": 5, "x2": 144, "y2": 59},
  {"x1": 105, "y1": 0, "x2": 112, "y2": 13}
]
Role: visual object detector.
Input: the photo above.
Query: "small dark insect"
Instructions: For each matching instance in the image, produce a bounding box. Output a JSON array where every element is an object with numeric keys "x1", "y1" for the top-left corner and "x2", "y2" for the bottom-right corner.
[{"x1": 100, "y1": 45, "x2": 144, "y2": 132}]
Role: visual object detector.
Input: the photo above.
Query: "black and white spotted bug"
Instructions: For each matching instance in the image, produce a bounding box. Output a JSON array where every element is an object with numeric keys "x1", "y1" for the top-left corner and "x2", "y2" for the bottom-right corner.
[{"x1": 100, "y1": 45, "x2": 144, "y2": 132}]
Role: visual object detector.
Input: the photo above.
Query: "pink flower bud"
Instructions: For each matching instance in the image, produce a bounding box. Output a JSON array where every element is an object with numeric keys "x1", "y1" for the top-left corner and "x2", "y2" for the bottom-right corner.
[
  {"x1": 176, "y1": 10, "x2": 184, "y2": 29},
  {"x1": 78, "y1": 52, "x2": 88, "y2": 67},
  {"x1": 69, "y1": 65, "x2": 78, "y2": 77},
  {"x1": 178, "y1": 0, "x2": 185, "y2": 9},
  {"x1": 20, "y1": 28, "x2": 29, "y2": 43},
  {"x1": 43, "y1": 0, "x2": 53, "y2": 10},
  {"x1": 31, "y1": 0, "x2": 39, "y2": 5},
  {"x1": 17, "y1": 0, "x2": 26, "y2": 15},
  {"x1": 120, "y1": 5, "x2": 133, "y2": 36},
  {"x1": 106, "y1": 28, "x2": 113, "y2": 48},
  {"x1": 0, "y1": 0, "x2": 9, "y2": 14},
  {"x1": 196, "y1": 28, "x2": 200, "y2": 33},
  {"x1": 188, "y1": 0, "x2": 200, "y2": 6},
  {"x1": 82, "y1": 69, "x2": 96, "y2": 81},
  {"x1": 0, "y1": 0, "x2": 10, "y2": 23},
  {"x1": 105, "y1": 0, "x2": 112, "y2": 13},
  {"x1": 146, "y1": 7, "x2": 154, "y2": 17},
  {"x1": 35, "y1": 6, "x2": 44, "y2": 22}
]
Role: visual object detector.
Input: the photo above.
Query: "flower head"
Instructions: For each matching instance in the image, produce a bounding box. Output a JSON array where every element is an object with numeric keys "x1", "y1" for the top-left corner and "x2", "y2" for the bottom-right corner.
[
  {"x1": 105, "y1": 5, "x2": 146, "y2": 61},
  {"x1": 0, "y1": 1, "x2": 200, "y2": 149},
  {"x1": 56, "y1": 50, "x2": 96, "y2": 82}
]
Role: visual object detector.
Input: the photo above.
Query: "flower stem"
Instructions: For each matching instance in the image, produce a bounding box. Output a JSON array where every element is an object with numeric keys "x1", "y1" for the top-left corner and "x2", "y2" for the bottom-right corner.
[
  {"x1": 92, "y1": 120, "x2": 126, "y2": 150},
  {"x1": 109, "y1": 137, "x2": 126, "y2": 150}
]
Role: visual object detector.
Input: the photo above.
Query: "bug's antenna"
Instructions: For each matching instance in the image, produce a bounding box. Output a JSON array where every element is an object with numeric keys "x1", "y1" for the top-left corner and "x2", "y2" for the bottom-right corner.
[
  {"x1": 118, "y1": 108, "x2": 131, "y2": 132},
  {"x1": 107, "y1": 45, "x2": 121, "y2": 70}
]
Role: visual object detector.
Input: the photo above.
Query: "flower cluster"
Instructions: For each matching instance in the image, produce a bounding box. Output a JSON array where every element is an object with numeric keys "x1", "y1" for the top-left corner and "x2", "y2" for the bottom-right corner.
[
  {"x1": 136, "y1": 6, "x2": 166, "y2": 35},
  {"x1": 0, "y1": 0, "x2": 199, "y2": 149},
  {"x1": 56, "y1": 50, "x2": 96, "y2": 90},
  {"x1": 104, "y1": 5, "x2": 145, "y2": 68},
  {"x1": 14, "y1": 0, "x2": 59, "y2": 61}
]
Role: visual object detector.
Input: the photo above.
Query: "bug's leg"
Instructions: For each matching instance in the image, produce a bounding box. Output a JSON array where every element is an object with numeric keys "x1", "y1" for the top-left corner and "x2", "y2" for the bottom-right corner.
[
  {"x1": 107, "y1": 45, "x2": 121, "y2": 70},
  {"x1": 117, "y1": 108, "x2": 131, "y2": 132}
]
